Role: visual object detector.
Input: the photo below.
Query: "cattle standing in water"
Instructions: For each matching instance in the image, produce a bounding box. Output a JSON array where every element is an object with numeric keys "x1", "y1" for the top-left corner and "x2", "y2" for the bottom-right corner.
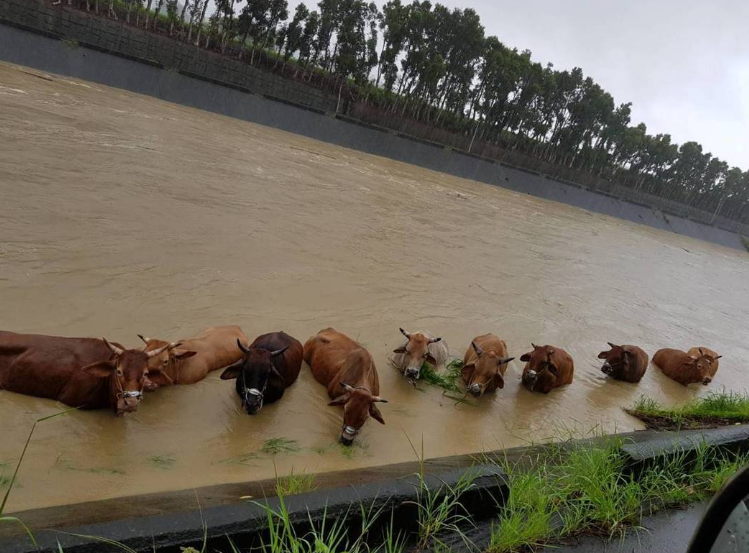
[
  {"x1": 220, "y1": 332, "x2": 303, "y2": 415},
  {"x1": 139, "y1": 325, "x2": 248, "y2": 387},
  {"x1": 461, "y1": 334, "x2": 514, "y2": 398},
  {"x1": 304, "y1": 328, "x2": 387, "y2": 445},
  {"x1": 598, "y1": 343, "x2": 649, "y2": 383},
  {"x1": 392, "y1": 328, "x2": 448, "y2": 380},
  {"x1": 654, "y1": 348, "x2": 718, "y2": 386},
  {"x1": 520, "y1": 344, "x2": 574, "y2": 394},
  {"x1": 0, "y1": 331, "x2": 173, "y2": 415},
  {"x1": 687, "y1": 347, "x2": 721, "y2": 378}
]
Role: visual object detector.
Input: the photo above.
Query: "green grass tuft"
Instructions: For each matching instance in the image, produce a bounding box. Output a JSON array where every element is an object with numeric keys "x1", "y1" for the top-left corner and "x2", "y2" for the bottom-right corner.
[
  {"x1": 275, "y1": 468, "x2": 317, "y2": 496},
  {"x1": 261, "y1": 437, "x2": 300, "y2": 455},
  {"x1": 629, "y1": 392, "x2": 749, "y2": 429},
  {"x1": 148, "y1": 454, "x2": 176, "y2": 469},
  {"x1": 741, "y1": 235, "x2": 749, "y2": 252},
  {"x1": 419, "y1": 358, "x2": 463, "y2": 393}
]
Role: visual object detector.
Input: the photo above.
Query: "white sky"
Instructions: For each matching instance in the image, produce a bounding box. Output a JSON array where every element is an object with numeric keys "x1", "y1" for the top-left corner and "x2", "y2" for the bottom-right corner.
[{"x1": 277, "y1": 0, "x2": 749, "y2": 169}]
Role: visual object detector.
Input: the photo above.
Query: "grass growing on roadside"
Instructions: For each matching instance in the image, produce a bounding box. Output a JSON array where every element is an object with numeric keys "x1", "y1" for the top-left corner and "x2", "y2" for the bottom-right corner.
[
  {"x1": 488, "y1": 437, "x2": 749, "y2": 553},
  {"x1": 628, "y1": 392, "x2": 749, "y2": 430},
  {"x1": 741, "y1": 235, "x2": 749, "y2": 252},
  {"x1": 275, "y1": 468, "x2": 317, "y2": 496}
]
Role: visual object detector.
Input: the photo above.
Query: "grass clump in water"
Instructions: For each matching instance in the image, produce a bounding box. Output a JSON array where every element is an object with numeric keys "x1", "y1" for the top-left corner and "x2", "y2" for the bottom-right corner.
[
  {"x1": 488, "y1": 438, "x2": 749, "y2": 552},
  {"x1": 418, "y1": 358, "x2": 463, "y2": 393},
  {"x1": 275, "y1": 468, "x2": 317, "y2": 496},
  {"x1": 262, "y1": 437, "x2": 300, "y2": 455},
  {"x1": 628, "y1": 392, "x2": 749, "y2": 430},
  {"x1": 148, "y1": 454, "x2": 176, "y2": 469}
]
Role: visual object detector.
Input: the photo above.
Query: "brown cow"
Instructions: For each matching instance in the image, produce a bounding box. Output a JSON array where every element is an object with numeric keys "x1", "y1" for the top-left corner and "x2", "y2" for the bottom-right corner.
[
  {"x1": 304, "y1": 328, "x2": 387, "y2": 445},
  {"x1": 687, "y1": 347, "x2": 721, "y2": 378},
  {"x1": 461, "y1": 334, "x2": 515, "y2": 397},
  {"x1": 654, "y1": 348, "x2": 717, "y2": 386},
  {"x1": 598, "y1": 343, "x2": 649, "y2": 383},
  {"x1": 520, "y1": 344, "x2": 574, "y2": 394},
  {"x1": 220, "y1": 331, "x2": 303, "y2": 415},
  {"x1": 0, "y1": 331, "x2": 172, "y2": 415},
  {"x1": 139, "y1": 325, "x2": 248, "y2": 387},
  {"x1": 392, "y1": 328, "x2": 448, "y2": 380}
]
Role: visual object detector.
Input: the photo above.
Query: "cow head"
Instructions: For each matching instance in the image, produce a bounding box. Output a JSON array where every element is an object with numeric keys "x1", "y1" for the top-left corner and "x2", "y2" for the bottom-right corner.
[
  {"x1": 462, "y1": 341, "x2": 514, "y2": 397},
  {"x1": 220, "y1": 339, "x2": 289, "y2": 415},
  {"x1": 328, "y1": 383, "x2": 388, "y2": 446},
  {"x1": 138, "y1": 335, "x2": 197, "y2": 389},
  {"x1": 598, "y1": 342, "x2": 632, "y2": 378},
  {"x1": 520, "y1": 344, "x2": 559, "y2": 394},
  {"x1": 393, "y1": 328, "x2": 442, "y2": 379},
  {"x1": 83, "y1": 338, "x2": 172, "y2": 415},
  {"x1": 686, "y1": 348, "x2": 722, "y2": 385}
]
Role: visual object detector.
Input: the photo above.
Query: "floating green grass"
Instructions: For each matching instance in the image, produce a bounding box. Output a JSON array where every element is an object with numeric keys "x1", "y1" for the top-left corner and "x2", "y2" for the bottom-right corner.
[
  {"x1": 216, "y1": 453, "x2": 260, "y2": 467},
  {"x1": 418, "y1": 358, "x2": 463, "y2": 393},
  {"x1": 148, "y1": 454, "x2": 176, "y2": 469},
  {"x1": 261, "y1": 437, "x2": 300, "y2": 455}
]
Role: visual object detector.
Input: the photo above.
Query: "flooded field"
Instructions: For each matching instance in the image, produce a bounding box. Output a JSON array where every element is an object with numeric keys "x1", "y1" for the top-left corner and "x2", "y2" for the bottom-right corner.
[{"x1": 1, "y1": 60, "x2": 748, "y2": 514}]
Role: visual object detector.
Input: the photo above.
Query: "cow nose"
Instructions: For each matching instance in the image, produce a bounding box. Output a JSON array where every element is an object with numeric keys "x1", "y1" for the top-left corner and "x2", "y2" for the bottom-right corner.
[
  {"x1": 702, "y1": 377, "x2": 712, "y2": 385},
  {"x1": 340, "y1": 434, "x2": 354, "y2": 446},
  {"x1": 470, "y1": 384, "x2": 482, "y2": 397},
  {"x1": 245, "y1": 402, "x2": 261, "y2": 415},
  {"x1": 116, "y1": 398, "x2": 139, "y2": 415},
  {"x1": 601, "y1": 363, "x2": 612, "y2": 374},
  {"x1": 404, "y1": 367, "x2": 420, "y2": 379}
]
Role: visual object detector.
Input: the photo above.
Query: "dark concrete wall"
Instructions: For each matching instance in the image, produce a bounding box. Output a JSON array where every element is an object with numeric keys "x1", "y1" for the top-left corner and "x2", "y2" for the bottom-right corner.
[{"x1": 0, "y1": 12, "x2": 747, "y2": 251}]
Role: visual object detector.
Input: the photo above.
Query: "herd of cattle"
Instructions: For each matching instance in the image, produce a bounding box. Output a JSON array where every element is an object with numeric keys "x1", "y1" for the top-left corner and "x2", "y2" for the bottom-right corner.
[{"x1": 0, "y1": 327, "x2": 722, "y2": 445}]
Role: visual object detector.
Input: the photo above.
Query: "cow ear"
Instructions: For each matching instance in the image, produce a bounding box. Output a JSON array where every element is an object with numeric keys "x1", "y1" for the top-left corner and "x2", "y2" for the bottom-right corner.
[
  {"x1": 547, "y1": 365, "x2": 559, "y2": 376},
  {"x1": 597, "y1": 350, "x2": 610, "y2": 359},
  {"x1": 82, "y1": 361, "x2": 116, "y2": 378},
  {"x1": 393, "y1": 346, "x2": 407, "y2": 354},
  {"x1": 328, "y1": 393, "x2": 351, "y2": 406},
  {"x1": 173, "y1": 348, "x2": 197, "y2": 360},
  {"x1": 425, "y1": 352, "x2": 437, "y2": 365},
  {"x1": 493, "y1": 372, "x2": 505, "y2": 390},
  {"x1": 461, "y1": 363, "x2": 475, "y2": 381},
  {"x1": 146, "y1": 368, "x2": 173, "y2": 387},
  {"x1": 520, "y1": 352, "x2": 532, "y2": 362},
  {"x1": 369, "y1": 403, "x2": 385, "y2": 425},
  {"x1": 220, "y1": 359, "x2": 244, "y2": 380}
]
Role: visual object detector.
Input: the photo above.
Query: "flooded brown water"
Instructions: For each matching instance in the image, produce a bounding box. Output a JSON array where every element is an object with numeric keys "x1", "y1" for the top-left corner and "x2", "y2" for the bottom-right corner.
[{"x1": 1, "y1": 60, "x2": 748, "y2": 514}]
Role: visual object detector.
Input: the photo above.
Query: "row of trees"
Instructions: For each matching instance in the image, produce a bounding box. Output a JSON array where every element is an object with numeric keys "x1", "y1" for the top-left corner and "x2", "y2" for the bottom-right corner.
[{"x1": 77, "y1": 0, "x2": 749, "y2": 223}]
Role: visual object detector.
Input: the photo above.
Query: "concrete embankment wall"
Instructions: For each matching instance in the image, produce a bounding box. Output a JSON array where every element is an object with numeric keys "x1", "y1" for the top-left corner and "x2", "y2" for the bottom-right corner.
[{"x1": 0, "y1": 6, "x2": 746, "y2": 251}]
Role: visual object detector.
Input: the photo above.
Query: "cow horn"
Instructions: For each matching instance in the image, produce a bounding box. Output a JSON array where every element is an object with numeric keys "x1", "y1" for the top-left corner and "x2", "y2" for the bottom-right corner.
[
  {"x1": 607, "y1": 342, "x2": 617, "y2": 349},
  {"x1": 102, "y1": 337, "x2": 124, "y2": 356},
  {"x1": 471, "y1": 341, "x2": 483, "y2": 356},
  {"x1": 146, "y1": 342, "x2": 172, "y2": 358},
  {"x1": 237, "y1": 339, "x2": 251, "y2": 354},
  {"x1": 498, "y1": 356, "x2": 515, "y2": 365},
  {"x1": 168, "y1": 341, "x2": 181, "y2": 350},
  {"x1": 270, "y1": 345, "x2": 290, "y2": 357},
  {"x1": 428, "y1": 336, "x2": 442, "y2": 344},
  {"x1": 399, "y1": 328, "x2": 412, "y2": 339},
  {"x1": 531, "y1": 342, "x2": 538, "y2": 349},
  {"x1": 372, "y1": 396, "x2": 388, "y2": 403},
  {"x1": 137, "y1": 334, "x2": 150, "y2": 344},
  {"x1": 340, "y1": 383, "x2": 354, "y2": 392}
]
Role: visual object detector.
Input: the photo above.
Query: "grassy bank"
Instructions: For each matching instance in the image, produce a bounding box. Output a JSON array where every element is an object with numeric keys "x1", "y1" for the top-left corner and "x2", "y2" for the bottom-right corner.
[{"x1": 628, "y1": 392, "x2": 749, "y2": 430}]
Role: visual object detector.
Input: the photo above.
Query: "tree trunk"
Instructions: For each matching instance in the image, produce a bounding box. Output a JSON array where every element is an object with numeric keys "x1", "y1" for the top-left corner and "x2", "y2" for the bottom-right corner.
[
  {"x1": 153, "y1": 0, "x2": 164, "y2": 31},
  {"x1": 144, "y1": 0, "x2": 153, "y2": 28},
  {"x1": 179, "y1": 0, "x2": 190, "y2": 35},
  {"x1": 194, "y1": 0, "x2": 209, "y2": 45},
  {"x1": 126, "y1": 0, "x2": 134, "y2": 23},
  {"x1": 94, "y1": 0, "x2": 99, "y2": 14},
  {"x1": 108, "y1": 0, "x2": 117, "y2": 19}
]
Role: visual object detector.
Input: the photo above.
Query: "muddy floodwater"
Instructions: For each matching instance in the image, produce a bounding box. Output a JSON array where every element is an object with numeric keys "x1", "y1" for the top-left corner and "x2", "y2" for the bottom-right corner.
[{"x1": 1, "y1": 61, "x2": 748, "y2": 514}]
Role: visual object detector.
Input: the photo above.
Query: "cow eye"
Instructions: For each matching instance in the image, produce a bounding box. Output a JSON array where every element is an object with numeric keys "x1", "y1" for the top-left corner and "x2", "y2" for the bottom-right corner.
[{"x1": 117, "y1": 369, "x2": 124, "y2": 376}]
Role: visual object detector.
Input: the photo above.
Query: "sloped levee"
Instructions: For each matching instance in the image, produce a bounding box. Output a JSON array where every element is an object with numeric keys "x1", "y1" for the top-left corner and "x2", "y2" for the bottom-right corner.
[{"x1": 0, "y1": 23, "x2": 744, "y2": 251}]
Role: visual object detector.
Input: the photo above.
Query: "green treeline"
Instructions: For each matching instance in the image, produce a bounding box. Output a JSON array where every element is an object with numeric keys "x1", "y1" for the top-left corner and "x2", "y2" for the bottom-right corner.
[{"x1": 88, "y1": 0, "x2": 749, "y2": 222}]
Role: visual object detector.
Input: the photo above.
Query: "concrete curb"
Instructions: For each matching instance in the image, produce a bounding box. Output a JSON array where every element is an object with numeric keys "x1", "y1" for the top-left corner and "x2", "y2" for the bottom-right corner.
[{"x1": 0, "y1": 465, "x2": 508, "y2": 553}]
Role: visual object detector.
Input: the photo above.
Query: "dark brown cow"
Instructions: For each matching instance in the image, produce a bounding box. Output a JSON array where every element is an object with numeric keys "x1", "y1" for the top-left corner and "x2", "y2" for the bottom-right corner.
[
  {"x1": 220, "y1": 331, "x2": 303, "y2": 415},
  {"x1": 520, "y1": 344, "x2": 574, "y2": 394},
  {"x1": 598, "y1": 343, "x2": 649, "y2": 383},
  {"x1": 139, "y1": 325, "x2": 248, "y2": 387},
  {"x1": 687, "y1": 347, "x2": 721, "y2": 378},
  {"x1": 461, "y1": 334, "x2": 514, "y2": 398},
  {"x1": 654, "y1": 348, "x2": 717, "y2": 386},
  {"x1": 0, "y1": 331, "x2": 172, "y2": 415},
  {"x1": 304, "y1": 328, "x2": 387, "y2": 445}
]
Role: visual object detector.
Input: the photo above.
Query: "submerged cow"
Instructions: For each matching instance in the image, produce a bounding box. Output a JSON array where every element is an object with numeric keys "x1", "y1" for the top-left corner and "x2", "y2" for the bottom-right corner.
[
  {"x1": 139, "y1": 325, "x2": 248, "y2": 387},
  {"x1": 461, "y1": 334, "x2": 514, "y2": 397},
  {"x1": 598, "y1": 343, "x2": 649, "y2": 383},
  {"x1": 392, "y1": 328, "x2": 448, "y2": 380},
  {"x1": 0, "y1": 331, "x2": 173, "y2": 415},
  {"x1": 520, "y1": 343, "x2": 574, "y2": 394},
  {"x1": 304, "y1": 328, "x2": 387, "y2": 445},
  {"x1": 220, "y1": 332, "x2": 303, "y2": 415},
  {"x1": 654, "y1": 348, "x2": 719, "y2": 386},
  {"x1": 687, "y1": 347, "x2": 721, "y2": 378}
]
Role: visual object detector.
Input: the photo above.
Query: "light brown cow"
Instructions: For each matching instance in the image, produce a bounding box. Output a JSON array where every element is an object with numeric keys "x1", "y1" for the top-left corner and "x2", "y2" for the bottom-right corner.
[
  {"x1": 0, "y1": 331, "x2": 172, "y2": 415},
  {"x1": 687, "y1": 347, "x2": 721, "y2": 378},
  {"x1": 392, "y1": 328, "x2": 448, "y2": 380},
  {"x1": 520, "y1": 344, "x2": 574, "y2": 394},
  {"x1": 461, "y1": 334, "x2": 515, "y2": 397},
  {"x1": 304, "y1": 328, "x2": 387, "y2": 445},
  {"x1": 598, "y1": 343, "x2": 649, "y2": 383},
  {"x1": 654, "y1": 348, "x2": 717, "y2": 386},
  {"x1": 139, "y1": 325, "x2": 248, "y2": 386}
]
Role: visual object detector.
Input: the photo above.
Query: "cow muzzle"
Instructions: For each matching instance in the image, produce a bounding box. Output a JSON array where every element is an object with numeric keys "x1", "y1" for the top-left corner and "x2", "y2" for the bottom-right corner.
[
  {"x1": 404, "y1": 366, "x2": 421, "y2": 379},
  {"x1": 243, "y1": 388, "x2": 263, "y2": 415},
  {"x1": 702, "y1": 377, "x2": 712, "y2": 386},
  {"x1": 469, "y1": 383, "x2": 483, "y2": 397},
  {"x1": 601, "y1": 362, "x2": 613, "y2": 375},
  {"x1": 116, "y1": 391, "x2": 142, "y2": 415},
  {"x1": 340, "y1": 425, "x2": 358, "y2": 446}
]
